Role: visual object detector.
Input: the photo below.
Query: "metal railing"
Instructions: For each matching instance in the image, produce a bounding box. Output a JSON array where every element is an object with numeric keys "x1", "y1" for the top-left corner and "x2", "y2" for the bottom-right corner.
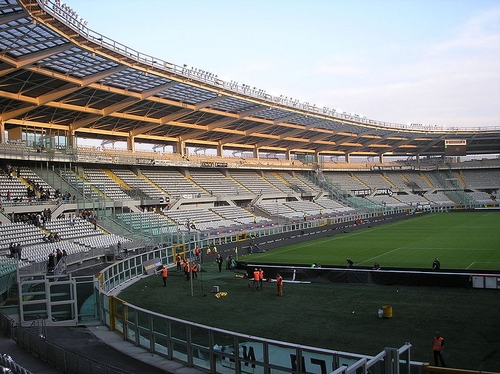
[{"x1": 97, "y1": 251, "x2": 423, "y2": 374}]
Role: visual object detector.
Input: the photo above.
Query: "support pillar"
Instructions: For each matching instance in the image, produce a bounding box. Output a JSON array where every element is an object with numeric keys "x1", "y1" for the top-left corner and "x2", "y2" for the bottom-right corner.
[
  {"x1": 0, "y1": 121, "x2": 5, "y2": 143},
  {"x1": 68, "y1": 128, "x2": 77, "y2": 150},
  {"x1": 380, "y1": 154, "x2": 384, "y2": 163},
  {"x1": 253, "y1": 146, "x2": 259, "y2": 159},
  {"x1": 217, "y1": 143, "x2": 224, "y2": 157},
  {"x1": 176, "y1": 139, "x2": 186, "y2": 157},
  {"x1": 315, "y1": 151, "x2": 321, "y2": 164},
  {"x1": 127, "y1": 134, "x2": 136, "y2": 153},
  {"x1": 345, "y1": 153, "x2": 351, "y2": 163}
]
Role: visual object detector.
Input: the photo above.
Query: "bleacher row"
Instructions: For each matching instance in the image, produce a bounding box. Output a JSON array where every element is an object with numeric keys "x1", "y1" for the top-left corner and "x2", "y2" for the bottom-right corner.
[
  {"x1": 0, "y1": 218, "x2": 131, "y2": 266},
  {"x1": 0, "y1": 165, "x2": 498, "y2": 206},
  {"x1": 0, "y1": 163, "x2": 497, "y2": 267}
]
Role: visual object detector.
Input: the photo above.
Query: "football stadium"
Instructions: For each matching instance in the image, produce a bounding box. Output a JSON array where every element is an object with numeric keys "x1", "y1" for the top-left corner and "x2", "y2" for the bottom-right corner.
[{"x1": 0, "y1": 1, "x2": 499, "y2": 374}]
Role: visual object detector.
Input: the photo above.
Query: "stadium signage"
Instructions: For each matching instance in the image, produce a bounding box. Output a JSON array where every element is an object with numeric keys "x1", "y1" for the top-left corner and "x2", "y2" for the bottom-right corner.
[
  {"x1": 371, "y1": 165, "x2": 415, "y2": 171},
  {"x1": 143, "y1": 258, "x2": 163, "y2": 275},
  {"x1": 136, "y1": 158, "x2": 155, "y2": 165},
  {"x1": 201, "y1": 161, "x2": 228, "y2": 168},
  {"x1": 353, "y1": 189, "x2": 371, "y2": 196},
  {"x1": 154, "y1": 159, "x2": 170, "y2": 166},
  {"x1": 417, "y1": 165, "x2": 437, "y2": 171},
  {"x1": 376, "y1": 188, "x2": 393, "y2": 196}
]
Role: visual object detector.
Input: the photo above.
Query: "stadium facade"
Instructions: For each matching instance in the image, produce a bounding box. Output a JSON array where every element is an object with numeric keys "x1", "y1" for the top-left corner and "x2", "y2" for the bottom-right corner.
[{"x1": 0, "y1": 0, "x2": 499, "y2": 373}]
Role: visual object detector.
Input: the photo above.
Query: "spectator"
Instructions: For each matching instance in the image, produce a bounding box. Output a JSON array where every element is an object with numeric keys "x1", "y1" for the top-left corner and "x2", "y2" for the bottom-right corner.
[
  {"x1": 16, "y1": 243, "x2": 22, "y2": 260},
  {"x1": 48, "y1": 251, "x2": 56, "y2": 272},
  {"x1": 56, "y1": 248, "x2": 63, "y2": 264}
]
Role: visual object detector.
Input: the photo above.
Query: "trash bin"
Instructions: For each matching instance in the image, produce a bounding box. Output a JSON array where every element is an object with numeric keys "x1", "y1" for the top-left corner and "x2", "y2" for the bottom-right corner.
[
  {"x1": 382, "y1": 305, "x2": 393, "y2": 318},
  {"x1": 378, "y1": 309, "x2": 383, "y2": 319}
]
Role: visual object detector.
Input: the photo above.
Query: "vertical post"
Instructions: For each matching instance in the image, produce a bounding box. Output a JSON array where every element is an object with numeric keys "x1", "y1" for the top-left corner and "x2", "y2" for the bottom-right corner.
[
  {"x1": 384, "y1": 347, "x2": 399, "y2": 374},
  {"x1": 189, "y1": 231, "x2": 194, "y2": 297}
]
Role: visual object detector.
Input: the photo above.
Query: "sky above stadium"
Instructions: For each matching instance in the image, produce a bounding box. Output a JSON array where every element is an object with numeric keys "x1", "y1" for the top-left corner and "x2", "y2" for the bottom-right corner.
[{"x1": 68, "y1": 0, "x2": 500, "y2": 129}]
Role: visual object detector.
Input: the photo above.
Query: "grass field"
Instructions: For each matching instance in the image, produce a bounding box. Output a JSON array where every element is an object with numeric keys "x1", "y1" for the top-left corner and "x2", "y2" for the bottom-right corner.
[
  {"x1": 118, "y1": 212, "x2": 500, "y2": 371},
  {"x1": 245, "y1": 212, "x2": 500, "y2": 270}
]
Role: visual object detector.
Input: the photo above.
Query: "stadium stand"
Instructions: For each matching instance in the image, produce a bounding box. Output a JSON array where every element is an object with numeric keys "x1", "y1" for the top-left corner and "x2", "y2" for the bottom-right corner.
[{"x1": 0, "y1": 0, "x2": 498, "y2": 373}]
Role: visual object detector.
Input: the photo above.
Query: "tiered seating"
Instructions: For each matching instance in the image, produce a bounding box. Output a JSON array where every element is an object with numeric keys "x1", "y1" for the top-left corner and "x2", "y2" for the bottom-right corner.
[
  {"x1": 279, "y1": 172, "x2": 321, "y2": 195},
  {"x1": 395, "y1": 194, "x2": 429, "y2": 205},
  {"x1": 117, "y1": 211, "x2": 177, "y2": 234},
  {"x1": 257, "y1": 201, "x2": 298, "y2": 219},
  {"x1": 142, "y1": 169, "x2": 207, "y2": 199},
  {"x1": 384, "y1": 173, "x2": 410, "y2": 190},
  {"x1": 21, "y1": 241, "x2": 90, "y2": 264},
  {"x1": 209, "y1": 205, "x2": 271, "y2": 224},
  {"x1": 59, "y1": 170, "x2": 100, "y2": 199},
  {"x1": 230, "y1": 171, "x2": 280, "y2": 194},
  {"x1": 315, "y1": 198, "x2": 355, "y2": 213},
  {"x1": 354, "y1": 172, "x2": 394, "y2": 190},
  {"x1": 405, "y1": 172, "x2": 434, "y2": 190},
  {"x1": 424, "y1": 192, "x2": 454, "y2": 206},
  {"x1": 77, "y1": 146, "x2": 113, "y2": 163},
  {"x1": 19, "y1": 167, "x2": 53, "y2": 195},
  {"x1": 44, "y1": 216, "x2": 104, "y2": 240},
  {"x1": 461, "y1": 170, "x2": 500, "y2": 189},
  {"x1": 162, "y1": 208, "x2": 240, "y2": 231},
  {"x1": 323, "y1": 172, "x2": 367, "y2": 191},
  {"x1": 0, "y1": 173, "x2": 28, "y2": 202},
  {"x1": 283, "y1": 200, "x2": 322, "y2": 215},
  {"x1": 424, "y1": 172, "x2": 445, "y2": 189},
  {"x1": 111, "y1": 168, "x2": 167, "y2": 200},
  {"x1": 73, "y1": 233, "x2": 131, "y2": 249},
  {"x1": 189, "y1": 170, "x2": 245, "y2": 196},
  {"x1": 0, "y1": 141, "x2": 31, "y2": 154},
  {"x1": 0, "y1": 216, "x2": 132, "y2": 264},
  {"x1": 466, "y1": 191, "x2": 496, "y2": 205},
  {"x1": 263, "y1": 172, "x2": 296, "y2": 194},
  {"x1": 0, "y1": 258, "x2": 18, "y2": 275},
  {"x1": 0, "y1": 222, "x2": 46, "y2": 252},
  {"x1": 366, "y1": 195, "x2": 405, "y2": 207},
  {"x1": 83, "y1": 168, "x2": 130, "y2": 200}
]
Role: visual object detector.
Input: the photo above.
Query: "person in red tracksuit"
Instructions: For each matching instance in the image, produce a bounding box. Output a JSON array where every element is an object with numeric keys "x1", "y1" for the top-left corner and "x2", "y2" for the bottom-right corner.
[{"x1": 432, "y1": 331, "x2": 446, "y2": 367}]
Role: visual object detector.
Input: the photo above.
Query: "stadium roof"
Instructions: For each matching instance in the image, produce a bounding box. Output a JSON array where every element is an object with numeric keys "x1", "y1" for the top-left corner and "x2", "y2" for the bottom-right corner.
[{"x1": 0, "y1": 0, "x2": 499, "y2": 158}]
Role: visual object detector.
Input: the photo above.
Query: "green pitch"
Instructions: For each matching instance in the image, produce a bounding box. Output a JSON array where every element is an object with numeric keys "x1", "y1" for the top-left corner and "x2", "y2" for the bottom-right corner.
[
  {"x1": 245, "y1": 212, "x2": 500, "y2": 270},
  {"x1": 118, "y1": 211, "x2": 500, "y2": 371}
]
